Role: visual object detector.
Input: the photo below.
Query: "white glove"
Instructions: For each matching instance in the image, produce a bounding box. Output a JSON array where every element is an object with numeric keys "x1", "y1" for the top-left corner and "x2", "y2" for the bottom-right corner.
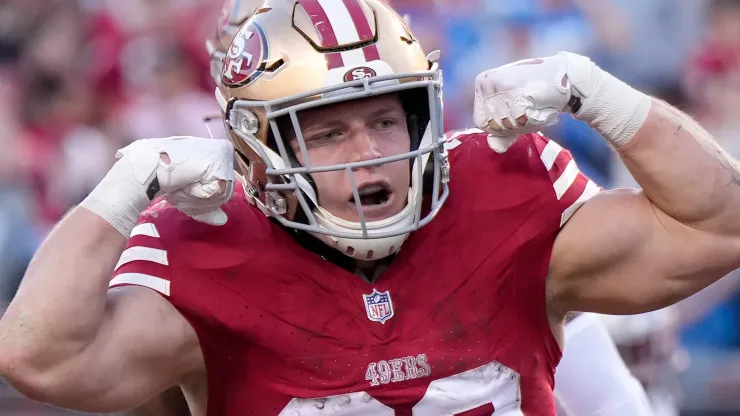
[
  {"x1": 473, "y1": 52, "x2": 651, "y2": 152},
  {"x1": 80, "y1": 137, "x2": 236, "y2": 236}
]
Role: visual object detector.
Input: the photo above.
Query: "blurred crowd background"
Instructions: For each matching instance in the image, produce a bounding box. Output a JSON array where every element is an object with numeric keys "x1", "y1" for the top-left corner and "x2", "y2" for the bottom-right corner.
[{"x1": 2, "y1": 0, "x2": 740, "y2": 414}]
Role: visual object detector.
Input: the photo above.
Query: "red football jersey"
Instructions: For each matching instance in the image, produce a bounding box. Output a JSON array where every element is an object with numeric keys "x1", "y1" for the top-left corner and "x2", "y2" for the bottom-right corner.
[{"x1": 111, "y1": 130, "x2": 599, "y2": 415}]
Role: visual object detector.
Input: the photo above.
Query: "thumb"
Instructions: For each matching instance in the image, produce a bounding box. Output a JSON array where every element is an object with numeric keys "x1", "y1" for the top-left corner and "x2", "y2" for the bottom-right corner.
[
  {"x1": 190, "y1": 208, "x2": 229, "y2": 226},
  {"x1": 486, "y1": 135, "x2": 518, "y2": 154}
]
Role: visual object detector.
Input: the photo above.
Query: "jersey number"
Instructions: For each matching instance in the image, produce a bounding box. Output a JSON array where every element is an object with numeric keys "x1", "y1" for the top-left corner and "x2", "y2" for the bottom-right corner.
[{"x1": 278, "y1": 361, "x2": 523, "y2": 415}]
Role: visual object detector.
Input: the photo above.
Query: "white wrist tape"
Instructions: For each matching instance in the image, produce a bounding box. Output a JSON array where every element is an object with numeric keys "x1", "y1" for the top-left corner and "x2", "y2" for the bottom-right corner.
[
  {"x1": 570, "y1": 57, "x2": 652, "y2": 148},
  {"x1": 79, "y1": 149, "x2": 159, "y2": 237}
]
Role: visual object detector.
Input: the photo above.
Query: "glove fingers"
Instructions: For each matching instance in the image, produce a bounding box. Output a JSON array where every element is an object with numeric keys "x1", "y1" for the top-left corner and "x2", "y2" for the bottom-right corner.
[
  {"x1": 481, "y1": 93, "x2": 522, "y2": 132},
  {"x1": 148, "y1": 138, "x2": 235, "y2": 193},
  {"x1": 166, "y1": 182, "x2": 232, "y2": 214},
  {"x1": 184, "y1": 179, "x2": 225, "y2": 199}
]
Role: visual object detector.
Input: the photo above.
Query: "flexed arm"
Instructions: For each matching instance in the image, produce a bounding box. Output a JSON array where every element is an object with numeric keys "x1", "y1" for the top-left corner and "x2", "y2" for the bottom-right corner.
[
  {"x1": 0, "y1": 138, "x2": 233, "y2": 412},
  {"x1": 473, "y1": 52, "x2": 740, "y2": 315}
]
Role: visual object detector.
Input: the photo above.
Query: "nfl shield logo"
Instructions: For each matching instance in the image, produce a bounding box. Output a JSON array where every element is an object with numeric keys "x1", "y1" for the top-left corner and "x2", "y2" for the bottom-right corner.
[{"x1": 363, "y1": 289, "x2": 394, "y2": 324}]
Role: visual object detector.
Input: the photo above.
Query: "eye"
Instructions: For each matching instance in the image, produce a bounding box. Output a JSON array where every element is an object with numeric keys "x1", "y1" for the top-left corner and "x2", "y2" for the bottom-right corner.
[
  {"x1": 320, "y1": 131, "x2": 342, "y2": 141},
  {"x1": 373, "y1": 118, "x2": 397, "y2": 130},
  {"x1": 307, "y1": 130, "x2": 343, "y2": 144}
]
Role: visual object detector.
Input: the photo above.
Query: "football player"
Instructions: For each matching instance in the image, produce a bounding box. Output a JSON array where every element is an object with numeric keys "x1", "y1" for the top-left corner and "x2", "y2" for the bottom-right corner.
[
  {"x1": 555, "y1": 313, "x2": 655, "y2": 415},
  {"x1": 599, "y1": 310, "x2": 685, "y2": 416},
  {"x1": 3, "y1": 1, "x2": 740, "y2": 415}
]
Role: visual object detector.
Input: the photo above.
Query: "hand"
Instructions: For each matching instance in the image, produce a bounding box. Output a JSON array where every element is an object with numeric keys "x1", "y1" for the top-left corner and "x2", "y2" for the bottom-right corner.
[
  {"x1": 81, "y1": 137, "x2": 236, "y2": 235},
  {"x1": 473, "y1": 52, "x2": 594, "y2": 151},
  {"x1": 126, "y1": 137, "x2": 236, "y2": 225}
]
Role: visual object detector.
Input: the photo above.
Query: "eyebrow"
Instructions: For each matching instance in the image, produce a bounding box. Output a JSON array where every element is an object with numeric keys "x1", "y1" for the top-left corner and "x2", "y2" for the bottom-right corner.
[
  {"x1": 298, "y1": 106, "x2": 403, "y2": 135},
  {"x1": 368, "y1": 107, "x2": 403, "y2": 119},
  {"x1": 299, "y1": 119, "x2": 344, "y2": 136}
]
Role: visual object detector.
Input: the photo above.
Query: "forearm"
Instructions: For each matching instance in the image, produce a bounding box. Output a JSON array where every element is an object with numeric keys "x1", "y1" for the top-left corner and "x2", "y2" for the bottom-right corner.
[
  {"x1": 0, "y1": 208, "x2": 126, "y2": 372},
  {"x1": 615, "y1": 99, "x2": 740, "y2": 233},
  {"x1": 0, "y1": 138, "x2": 224, "y2": 410},
  {"x1": 0, "y1": 142, "x2": 165, "y2": 373},
  {"x1": 568, "y1": 54, "x2": 740, "y2": 234}
]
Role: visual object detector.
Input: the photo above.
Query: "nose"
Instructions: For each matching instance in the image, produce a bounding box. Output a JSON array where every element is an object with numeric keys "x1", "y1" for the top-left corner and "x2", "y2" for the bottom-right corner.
[{"x1": 350, "y1": 129, "x2": 382, "y2": 163}]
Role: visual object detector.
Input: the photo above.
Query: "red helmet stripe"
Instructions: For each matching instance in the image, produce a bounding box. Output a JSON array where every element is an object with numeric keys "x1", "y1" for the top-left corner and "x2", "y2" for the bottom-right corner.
[
  {"x1": 297, "y1": 0, "x2": 345, "y2": 68},
  {"x1": 298, "y1": 0, "x2": 381, "y2": 69},
  {"x1": 297, "y1": 0, "x2": 340, "y2": 48},
  {"x1": 326, "y1": 52, "x2": 345, "y2": 69}
]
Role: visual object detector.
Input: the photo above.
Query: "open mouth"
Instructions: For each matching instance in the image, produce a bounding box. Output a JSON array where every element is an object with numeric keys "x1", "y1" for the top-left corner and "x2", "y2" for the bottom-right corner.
[{"x1": 350, "y1": 182, "x2": 393, "y2": 208}]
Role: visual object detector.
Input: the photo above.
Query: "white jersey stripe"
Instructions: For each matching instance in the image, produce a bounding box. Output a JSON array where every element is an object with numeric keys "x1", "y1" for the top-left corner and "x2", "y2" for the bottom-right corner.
[
  {"x1": 539, "y1": 140, "x2": 563, "y2": 171},
  {"x1": 109, "y1": 273, "x2": 171, "y2": 296},
  {"x1": 130, "y1": 223, "x2": 160, "y2": 238},
  {"x1": 553, "y1": 159, "x2": 580, "y2": 200},
  {"x1": 444, "y1": 139, "x2": 462, "y2": 151},
  {"x1": 114, "y1": 246, "x2": 168, "y2": 271},
  {"x1": 560, "y1": 180, "x2": 600, "y2": 226},
  {"x1": 447, "y1": 128, "x2": 485, "y2": 141}
]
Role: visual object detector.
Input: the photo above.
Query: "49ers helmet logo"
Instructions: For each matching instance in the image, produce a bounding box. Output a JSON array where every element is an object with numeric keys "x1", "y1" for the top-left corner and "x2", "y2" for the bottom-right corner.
[
  {"x1": 344, "y1": 67, "x2": 377, "y2": 82},
  {"x1": 221, "y1": 22, "x2": 268, "y2": 88}
]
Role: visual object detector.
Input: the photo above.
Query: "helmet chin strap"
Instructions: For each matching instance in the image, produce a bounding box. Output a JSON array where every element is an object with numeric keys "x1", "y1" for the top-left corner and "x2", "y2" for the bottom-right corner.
[{"x1": 310, "y1": 190, "x2": 417, "y2": 261}]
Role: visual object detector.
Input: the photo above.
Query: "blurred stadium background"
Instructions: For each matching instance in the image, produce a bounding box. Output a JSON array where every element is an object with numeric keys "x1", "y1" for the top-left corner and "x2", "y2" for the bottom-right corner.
[{"x1": 2, "y1": 0, "x2": 740, "y2": 414}]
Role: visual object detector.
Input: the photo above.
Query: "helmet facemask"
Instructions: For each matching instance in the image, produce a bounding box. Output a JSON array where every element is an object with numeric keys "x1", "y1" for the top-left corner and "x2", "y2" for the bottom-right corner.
[{"x1": 218, "y1": 58, "x2": 449, "y2": 261}]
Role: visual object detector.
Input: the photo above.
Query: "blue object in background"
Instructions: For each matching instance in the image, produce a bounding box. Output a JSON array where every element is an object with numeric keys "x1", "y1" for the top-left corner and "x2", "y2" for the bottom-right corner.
[
  {"x1": 681, "y1": 296, "x2": 740, "y2": 349},
  {"x1": 544, "y1": 115, "x2": 614, "y2": 188}
]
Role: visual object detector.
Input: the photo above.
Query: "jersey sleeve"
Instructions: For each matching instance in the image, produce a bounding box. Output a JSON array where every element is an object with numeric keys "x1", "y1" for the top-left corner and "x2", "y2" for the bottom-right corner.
[
  {"x1": 110, "y1": 212, "x2": 173, "y2": 297},
  {"x1": 530, "y1": 133, "x2": 601, "y2": 227}
]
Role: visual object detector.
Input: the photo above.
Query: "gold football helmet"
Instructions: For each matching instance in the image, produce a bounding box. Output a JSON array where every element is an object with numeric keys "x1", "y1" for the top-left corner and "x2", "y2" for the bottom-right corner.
[
  {"x1": 206, "y1": 0, "x2": 265, "y2": 85},
  {"x1": 215, "y1": 0, "x2": 448, "y2": 260}
]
